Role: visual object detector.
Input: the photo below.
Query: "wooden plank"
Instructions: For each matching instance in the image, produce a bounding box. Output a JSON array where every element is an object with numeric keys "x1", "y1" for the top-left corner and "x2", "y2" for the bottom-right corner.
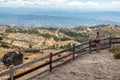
[
  {"x1": 14, "y1": 54, "x2": 49, "y2": 71},
  {"x1": 91, "y1": 38, "x2": 110, "y2": 46},
  {"x1": 0, "y1": 69, "x2": 11, "y2": 76},
  {"x1": 101, "y1": 38, "x2": 110, "y2": 41},
  {"x1": 25, "y1": 69, "x2": 49, "y2": 80},
  {"x1": 91, "y1": 38, "x2": 109, "y2": 44},
  {"x1": 75, "y1": 41, "x2": 89, "y2": 48},
  {"x1": 111, "y1": 38, "x2": 120, "y2": 44},
  {"x1": 91, "y1": 42, "x2": 109, "y2": 47},
  {"x1": 112, "y1": 39, "x2": 120, "y2": 42},
  {"x1": 111, "y1": 42, "x2": 120, "y2": 44},
  {"x1": 75, "y1": 46, "x2": 89, "y2": 54},
  {"x1": 52, "y1": 52, "x2": 72, "y2": 63},
  {"x1": 76, "y1": 51, "x2": 89, "y2": 57},
  {"x1": 19, "y1": 48, "x2": 40, "y2": 53},
  {"x1": 52, "y1": 58, "x2": 73, "y2": 69},
  {"x1": 53, "y1": 51, "x2": 88, "y2": 70},
  {"x1": 92, "y1": 46, "x2": 109, "y2": 51},
  {"x1": 112, "y1": 37, "x2": 120, "y2": 39},
  {"x1": 10, "y1": 61, "x2": 50, "y2": 79},
  {"x1": 112, "y1": 38, "x2": 120, "y2": 43},
  {"x1": 52, "y1": 47, "x2": 73, "y2": 56},
  {"x1": 77, "y1": 50, "x2": 89, "y2": 55},
  {"x1": 101, "y1": 42, "x2": 109, "y2": 44}
]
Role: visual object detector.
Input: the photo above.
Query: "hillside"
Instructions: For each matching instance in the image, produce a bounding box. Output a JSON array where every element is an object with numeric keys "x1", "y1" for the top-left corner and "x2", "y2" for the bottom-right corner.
[
  {"x1": 0, "y1": 24, "x2": 120, "y2": 72},
  {"x1": 0, "y1": 24, "x2": 120, "y2": 50}
]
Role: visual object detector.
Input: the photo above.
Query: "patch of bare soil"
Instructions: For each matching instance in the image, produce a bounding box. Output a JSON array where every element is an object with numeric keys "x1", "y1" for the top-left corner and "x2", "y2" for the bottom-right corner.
[{"x1": 34, "y1": 50, "x2": 120, "y2": 80}]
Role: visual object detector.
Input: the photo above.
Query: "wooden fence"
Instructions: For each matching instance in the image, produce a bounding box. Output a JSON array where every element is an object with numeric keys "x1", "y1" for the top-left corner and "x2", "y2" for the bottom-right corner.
[{"x1": 0, "y1": 37, "x2": 120, "y2": 80}]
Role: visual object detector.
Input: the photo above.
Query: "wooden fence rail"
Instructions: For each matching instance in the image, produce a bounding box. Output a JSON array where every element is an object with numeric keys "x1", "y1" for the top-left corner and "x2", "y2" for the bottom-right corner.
[{"x1": 0, "y1": 37, "x2": 120, "y2": 80}]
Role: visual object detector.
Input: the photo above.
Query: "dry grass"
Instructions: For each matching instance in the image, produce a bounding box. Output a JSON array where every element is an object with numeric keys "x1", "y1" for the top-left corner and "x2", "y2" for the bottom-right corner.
[{"x1": 0, "y1": 49, "x2": 58, "y2": 71}]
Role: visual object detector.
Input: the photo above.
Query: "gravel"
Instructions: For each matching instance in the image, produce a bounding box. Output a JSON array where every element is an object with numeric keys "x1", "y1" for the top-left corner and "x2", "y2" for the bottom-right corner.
[{"x1": 32, "y1": 50, "x2": 120, "y2": 80}]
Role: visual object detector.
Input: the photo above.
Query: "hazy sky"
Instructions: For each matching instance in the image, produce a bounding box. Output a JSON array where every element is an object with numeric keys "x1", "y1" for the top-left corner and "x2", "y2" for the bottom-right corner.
[{"x1": 0, "y1": 0, "x2": 120, "y2": 11}]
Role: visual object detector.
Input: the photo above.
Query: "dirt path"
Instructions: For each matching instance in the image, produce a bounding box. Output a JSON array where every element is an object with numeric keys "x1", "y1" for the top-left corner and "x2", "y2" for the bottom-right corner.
[{"x1": 33, "y1": 50, "x2": 120, "y2": 80}]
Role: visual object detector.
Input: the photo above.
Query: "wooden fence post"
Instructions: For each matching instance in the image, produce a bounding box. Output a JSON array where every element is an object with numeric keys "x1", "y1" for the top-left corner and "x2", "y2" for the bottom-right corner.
[
  {"x1": 49, "y1": 52, "x2": 53, "y2": 72},
  {"x1": 72, "y1": 44, "x2": 75, "y2": 59},
  {"x1": 109, "y1": 37, "x2": 112, "y2": 48},
  {"x1": 89, "y1": 40, "x2": 92, "y2": 54},
  {"x1": 9, "y1": 65, "x2": 14, "y2": 80}
]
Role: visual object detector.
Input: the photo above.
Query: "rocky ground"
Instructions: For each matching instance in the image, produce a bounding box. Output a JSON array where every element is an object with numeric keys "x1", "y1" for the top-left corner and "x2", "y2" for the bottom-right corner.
[{"x1": 34, "y1": 50, "x2": 120, "y2": 80}]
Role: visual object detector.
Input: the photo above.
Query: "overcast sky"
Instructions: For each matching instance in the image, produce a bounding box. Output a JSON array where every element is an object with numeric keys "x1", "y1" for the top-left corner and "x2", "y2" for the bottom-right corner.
[{"x1": 0, "y1": 0, "x2": 120, "y2": 11}]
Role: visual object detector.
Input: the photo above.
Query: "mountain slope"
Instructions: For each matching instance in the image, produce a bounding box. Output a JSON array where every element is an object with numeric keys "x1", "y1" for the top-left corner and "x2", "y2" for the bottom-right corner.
[{"x1": 0, "y1": 24, "x2": 120, "y2": 49}]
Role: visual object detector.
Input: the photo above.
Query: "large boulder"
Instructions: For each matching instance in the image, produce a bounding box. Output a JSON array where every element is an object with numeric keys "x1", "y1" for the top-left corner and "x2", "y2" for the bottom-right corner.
[{"x1": 2, "y1": 51, "x2": 23, "y2": 67}]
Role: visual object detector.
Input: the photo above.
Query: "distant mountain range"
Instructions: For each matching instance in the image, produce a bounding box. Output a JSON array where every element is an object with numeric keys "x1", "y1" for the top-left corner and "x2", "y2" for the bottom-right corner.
[{"x1": 0, "y1": 8, "x2": 120, "y2": 28}]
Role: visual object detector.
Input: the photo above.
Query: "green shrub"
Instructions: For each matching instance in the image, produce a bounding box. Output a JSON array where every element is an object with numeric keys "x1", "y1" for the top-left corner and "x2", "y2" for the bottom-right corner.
[
  {"x1": 113, "y1": 53, "x2": 120, "y2": 59},
  {"x1": 109, "y1": 47, "x2": 120, "y2": 59},
  {"x1": 109, "y1": 47, "x2": 120, "y2": 53},
  {"x1": 109, "y1": 48, "x2": 115, "y2": 53},
  {"x1": 1, "y1": 43, "x2": 10, "y2": 48},
  {"x1": 0, "y1": 36, "x2": 3, "y2": 40}
]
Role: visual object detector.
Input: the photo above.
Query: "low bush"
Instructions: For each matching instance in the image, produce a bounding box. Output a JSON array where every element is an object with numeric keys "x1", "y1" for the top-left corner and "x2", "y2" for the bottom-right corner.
[
  {"x1": 109, "y1": 47, "x2": 120, "y2": 59},
  {"x1": 0, "y1": 36, "x2": 3, "y2": 40},
  {"x1": 109, "y1": 47, "x2": 120, "y2": 53},
  {"x1": 113, "y1": 53, "x2": 120, "y2": 59},
  {"x1": 0, "y1": 43, "x2": 10, "y2": 49}
]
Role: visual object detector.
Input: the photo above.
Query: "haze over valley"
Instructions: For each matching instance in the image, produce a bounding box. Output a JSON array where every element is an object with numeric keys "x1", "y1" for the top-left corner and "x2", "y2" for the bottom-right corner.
[{"x1": 0, "y1": 8, "x2": 120, "y2": 27}]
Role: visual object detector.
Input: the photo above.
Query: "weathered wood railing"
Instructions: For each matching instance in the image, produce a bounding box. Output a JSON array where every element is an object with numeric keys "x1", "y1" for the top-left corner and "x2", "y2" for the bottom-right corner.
[{"x1": 0, "y1": 37, "x2": 120, "y2": 80}]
